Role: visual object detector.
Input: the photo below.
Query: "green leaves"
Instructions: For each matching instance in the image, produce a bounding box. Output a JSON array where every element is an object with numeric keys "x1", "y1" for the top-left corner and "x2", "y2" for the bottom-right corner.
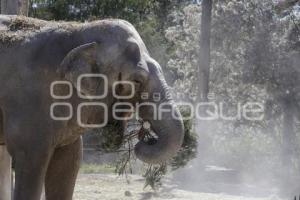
[
  {"x1": 30, "y1": 0, "x2": 166, "y2": 23},
  {"x1": 171, "y1": 107, "x2": 198, "y2": 170},
  {"x1": 143, "y1": 164, "x2": 167, "y2": 190}
]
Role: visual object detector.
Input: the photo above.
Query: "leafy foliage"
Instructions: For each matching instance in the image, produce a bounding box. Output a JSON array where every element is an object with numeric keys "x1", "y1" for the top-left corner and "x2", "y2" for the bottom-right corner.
[
  {"x1": 171, "y1": 107, "x2": 197, "y2": 170},
  {"x1": 98, "y1": 121, "x2": 124, "y2": 152},
  {"x1": 110, "y1": 109, "x2": 197, "y2": 189},
  {"x1": 143, "y1": 164, "x2": 167, "y2": 190}
]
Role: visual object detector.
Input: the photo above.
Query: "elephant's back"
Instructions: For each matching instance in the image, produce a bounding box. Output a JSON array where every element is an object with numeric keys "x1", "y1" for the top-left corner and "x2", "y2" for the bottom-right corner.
[
  {"x1": 0, "y1": 15, "x2": 82, "y2": 73},
  {"x1": 0, "y1": 16, "x2": 72, "y2": 101}
]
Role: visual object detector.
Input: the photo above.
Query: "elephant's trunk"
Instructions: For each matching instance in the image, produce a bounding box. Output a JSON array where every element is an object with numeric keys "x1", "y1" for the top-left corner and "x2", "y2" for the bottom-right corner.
[{"x1": 134, "y1": 102, "x2": 184, "y2": 164}]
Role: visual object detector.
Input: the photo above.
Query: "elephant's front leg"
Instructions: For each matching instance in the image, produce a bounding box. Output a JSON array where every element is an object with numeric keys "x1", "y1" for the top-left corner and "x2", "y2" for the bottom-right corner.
[
  {"x1": 45, "y1": 137, "x2": 82, "y2": 200},
  {"x1": 4, "y1": 114, "x2": 54, "y2": 200},
  {"x1": 13, "y1": 147, "x2": 53, "y2": 200}
]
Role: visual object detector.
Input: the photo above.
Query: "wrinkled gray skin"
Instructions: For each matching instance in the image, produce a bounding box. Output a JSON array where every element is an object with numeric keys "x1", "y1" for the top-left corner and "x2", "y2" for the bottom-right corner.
[{"x1": 0, "y1": 16, "x2": 184, "y2": 200}]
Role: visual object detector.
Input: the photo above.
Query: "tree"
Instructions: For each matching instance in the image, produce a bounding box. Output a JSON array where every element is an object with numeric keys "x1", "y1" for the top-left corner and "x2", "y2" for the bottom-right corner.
[
  {"x1": 1, "y1": 0, "x2": 29, "y2": 15},
  {"x1": 196, "y1": 0, "x2": 213, "y2": 170},
  {"x1": 165, "y1": 1, "x2": 299, "y2": 192}
]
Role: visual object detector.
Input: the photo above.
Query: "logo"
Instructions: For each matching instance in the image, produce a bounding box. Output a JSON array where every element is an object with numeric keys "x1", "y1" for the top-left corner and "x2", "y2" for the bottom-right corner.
[{"x1": 50, "y1": 73, "x2": 265, "y2": 127}]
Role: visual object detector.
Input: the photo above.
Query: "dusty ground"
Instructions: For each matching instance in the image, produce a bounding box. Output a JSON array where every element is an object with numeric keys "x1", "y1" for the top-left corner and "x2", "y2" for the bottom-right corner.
[{"x1": 73, "y1": 174, "x2": 285, "y2": 200}]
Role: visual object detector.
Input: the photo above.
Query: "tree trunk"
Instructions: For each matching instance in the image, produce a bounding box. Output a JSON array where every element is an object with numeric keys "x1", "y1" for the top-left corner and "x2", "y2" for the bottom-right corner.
[
  {"x1": 1, "y1": 0, "x2": 29, "y2": 15},
  {"x1": 195, "y1": 0, "x2": 213, "y2": 170},
  {"x1": 197, "y1": 0, "x2": 212, "y2": 102},
  {"x1": 281, "y1": 97, "x2": 297, "y2": 167},
  {"x1": 280, "y1": 96, "x2": 298, "y2": 193}
]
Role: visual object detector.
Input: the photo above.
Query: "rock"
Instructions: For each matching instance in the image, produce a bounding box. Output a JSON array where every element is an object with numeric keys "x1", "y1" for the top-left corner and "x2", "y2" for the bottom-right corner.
[{"x1": 125, "y1": 190, "x2": 132, "y2": 197}]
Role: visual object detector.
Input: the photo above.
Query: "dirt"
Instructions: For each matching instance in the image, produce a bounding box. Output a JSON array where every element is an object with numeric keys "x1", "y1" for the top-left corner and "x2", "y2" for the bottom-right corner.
[
  {"x1": 0, "y1": 16, "x2": 44, "y2": 45},
  {"x1": 0, "y1": 16, "x2": 79, "y2": 45},
  {"x1": 73, "y1": 174, "x2": 285, "y2": 200},
  {"x1": 7, "y1": 16, "x2": 44, "y2": 32}
]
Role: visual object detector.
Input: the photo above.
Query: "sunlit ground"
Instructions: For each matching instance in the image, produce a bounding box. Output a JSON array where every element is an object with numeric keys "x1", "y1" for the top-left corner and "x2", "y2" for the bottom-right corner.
[{"x1": 73, "y1": 174, "x2": 285, "y2": 200}]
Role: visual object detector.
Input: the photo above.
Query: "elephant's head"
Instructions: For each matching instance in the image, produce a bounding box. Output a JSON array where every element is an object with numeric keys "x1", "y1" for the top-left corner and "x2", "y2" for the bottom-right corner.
[{"x1": 58, "y1": 21, "x2": 184, "y2": 164}]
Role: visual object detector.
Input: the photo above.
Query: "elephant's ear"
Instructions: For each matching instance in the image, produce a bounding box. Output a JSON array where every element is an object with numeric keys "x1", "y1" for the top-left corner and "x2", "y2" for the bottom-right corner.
[
  {"x1": 59, "y1": 42, "x2": 103, "y2": 96},
  {"x1": 124, "y1": 38, "x2": 149, "y2": 72}
]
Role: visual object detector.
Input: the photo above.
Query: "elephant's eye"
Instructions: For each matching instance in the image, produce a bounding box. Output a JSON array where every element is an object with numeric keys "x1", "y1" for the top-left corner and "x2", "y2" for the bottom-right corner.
[{"x1": 133, "y1": 80, "x2": 142, "y2": 85}]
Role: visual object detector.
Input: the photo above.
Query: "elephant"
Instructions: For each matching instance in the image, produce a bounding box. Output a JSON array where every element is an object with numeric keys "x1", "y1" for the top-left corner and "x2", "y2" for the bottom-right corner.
[{"x1": 0, "y1": 15, "x2": 184, "y2": 200}]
